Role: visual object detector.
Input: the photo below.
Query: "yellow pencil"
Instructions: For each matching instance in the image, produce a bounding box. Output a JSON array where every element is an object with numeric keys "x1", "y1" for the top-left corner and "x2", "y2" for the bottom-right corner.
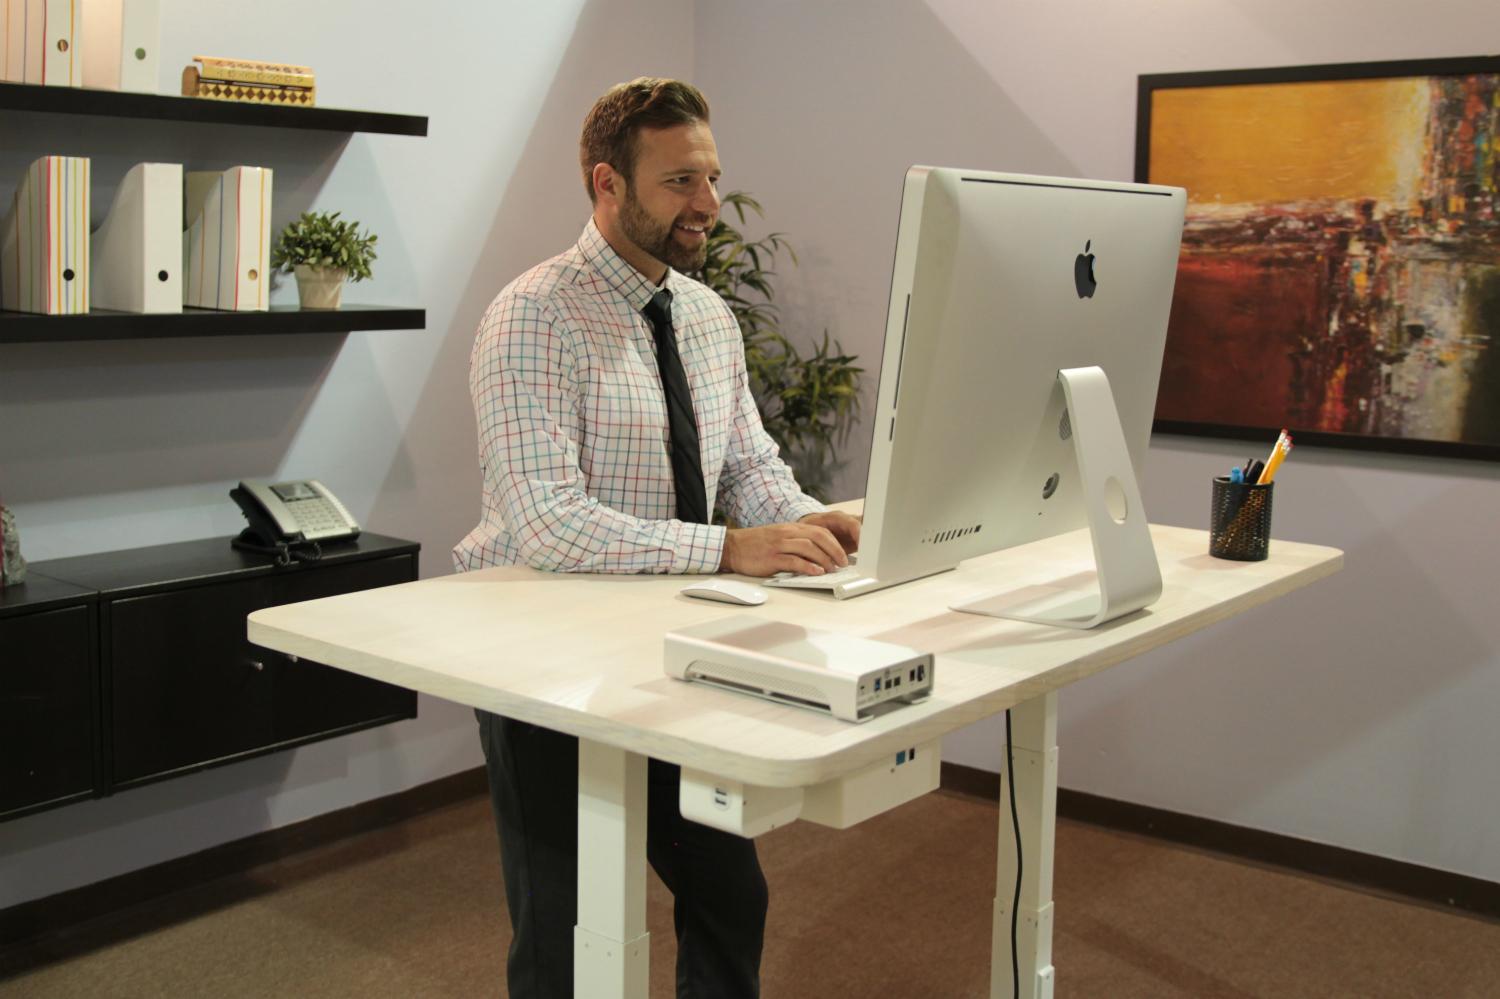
[{"x1": 1257, "y1": 430, "x2": 1293, "y2": 484}]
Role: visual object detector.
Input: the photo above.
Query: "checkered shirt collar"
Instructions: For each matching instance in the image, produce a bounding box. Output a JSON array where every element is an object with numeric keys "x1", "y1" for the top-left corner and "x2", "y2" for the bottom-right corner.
[{"x1": 578, "y1": 216, "x2": 684, "y2": 309}]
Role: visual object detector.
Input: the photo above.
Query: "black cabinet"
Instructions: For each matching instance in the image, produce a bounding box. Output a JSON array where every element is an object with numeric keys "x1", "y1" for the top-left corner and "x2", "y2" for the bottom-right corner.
[
  {"x1": 0, "y1": 533, "x2": 419, "y2": 817},
  {"x1": 266, "y1": 557, "x2": 414, "y2": 745},
  {"x1": 0, "y1": 576, "x2": 98, "y2": 821},
  {"x1": 109, "y1": 578, "x2": 277, "y2": 785}
]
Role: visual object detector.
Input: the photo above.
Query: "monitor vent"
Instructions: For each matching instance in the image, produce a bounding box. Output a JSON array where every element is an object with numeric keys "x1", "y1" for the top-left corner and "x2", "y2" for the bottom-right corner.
[
  {"x1": 923, "y1": 524, "x2": 983, "y2": 545},
  {"x1": 1059, "y1": 409, "x2": 1072, "y2": 441}
]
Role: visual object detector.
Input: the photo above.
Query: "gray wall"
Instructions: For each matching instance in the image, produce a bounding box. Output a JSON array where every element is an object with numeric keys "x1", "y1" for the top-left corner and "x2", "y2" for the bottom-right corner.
[
  {"x1": 0, "y1": 0, "x2": 695, "y2": 908},
  {"x1": 694, "y1": 0, "x2": 1500, "y2": 883}
]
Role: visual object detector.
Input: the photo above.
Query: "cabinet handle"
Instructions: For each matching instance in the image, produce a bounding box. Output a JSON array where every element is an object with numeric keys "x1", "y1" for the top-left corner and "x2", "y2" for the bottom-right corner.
[{"x1": 247, "y1": 659, "x2": 265, "y2": 671}]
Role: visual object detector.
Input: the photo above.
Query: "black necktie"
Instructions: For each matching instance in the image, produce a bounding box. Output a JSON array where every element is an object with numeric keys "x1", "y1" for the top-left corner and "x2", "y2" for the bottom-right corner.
[{"x1": 643, "y1": 289, "x2": 709, "y2": 524}]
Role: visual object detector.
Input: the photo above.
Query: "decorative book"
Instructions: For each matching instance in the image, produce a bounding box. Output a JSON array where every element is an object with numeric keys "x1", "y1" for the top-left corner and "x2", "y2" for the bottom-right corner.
[
  {"x1": 193, "y1": 55, "x2": 314, "y2": 89},
  {"x1": 181, "y1": 55, "x2": 315, "y2": 107}
]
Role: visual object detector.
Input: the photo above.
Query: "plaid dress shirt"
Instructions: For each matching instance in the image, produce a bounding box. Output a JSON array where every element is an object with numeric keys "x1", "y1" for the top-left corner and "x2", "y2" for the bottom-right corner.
[{"x1": 453, "y1": 218, "x2": 826, "y2": 574}]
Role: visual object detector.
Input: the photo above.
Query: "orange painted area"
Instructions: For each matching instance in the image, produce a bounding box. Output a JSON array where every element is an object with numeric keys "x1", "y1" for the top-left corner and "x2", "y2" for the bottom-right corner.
[
  {"x1": 1150, "y1": 78, "x2": 1430, "y2": 206},
  {"x1": 1318, "y1": 362, "x2": 1350, "y2": 430}
]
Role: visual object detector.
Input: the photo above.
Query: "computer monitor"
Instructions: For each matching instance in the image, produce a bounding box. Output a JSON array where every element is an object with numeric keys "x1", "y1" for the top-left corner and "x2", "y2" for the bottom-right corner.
[{"x1": 770, "y1": 167, "x2": 1186, "y2": 629}]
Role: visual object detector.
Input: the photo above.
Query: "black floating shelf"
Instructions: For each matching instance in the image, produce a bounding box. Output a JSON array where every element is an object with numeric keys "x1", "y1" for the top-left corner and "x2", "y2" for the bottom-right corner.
[
  {"x1": 0, "y1": 81, "x2": 427, "y2": 136},
  {"x1": 0, "y1": 304, "x2": 425, "y2": 343}
]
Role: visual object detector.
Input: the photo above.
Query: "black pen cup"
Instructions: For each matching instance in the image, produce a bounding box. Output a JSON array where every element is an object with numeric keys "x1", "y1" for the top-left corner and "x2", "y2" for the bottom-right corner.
[{"x1": 1209, "y1": 477, "x2": 1273, "y2": 561}]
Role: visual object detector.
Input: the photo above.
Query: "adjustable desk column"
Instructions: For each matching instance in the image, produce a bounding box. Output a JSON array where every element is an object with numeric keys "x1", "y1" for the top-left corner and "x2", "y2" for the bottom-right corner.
[
  {"x1": 574, "y1": 742, "x2": 650, "y2": 997},
  {"x1": 995, "y1": 692, "x2": 1059, "y2": 999}
]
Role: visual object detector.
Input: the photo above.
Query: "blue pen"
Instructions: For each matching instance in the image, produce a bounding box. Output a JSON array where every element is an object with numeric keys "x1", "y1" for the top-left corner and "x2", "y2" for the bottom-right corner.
[{"x1": 1229, "y1": 467, "x2": 1244, "y2": 484}]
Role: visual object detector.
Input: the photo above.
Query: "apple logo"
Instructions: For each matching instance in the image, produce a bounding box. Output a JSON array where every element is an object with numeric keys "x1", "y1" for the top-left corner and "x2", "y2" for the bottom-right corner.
[{"x1": 1074, "y1": 240, "x2": 1097, "y2": 299}]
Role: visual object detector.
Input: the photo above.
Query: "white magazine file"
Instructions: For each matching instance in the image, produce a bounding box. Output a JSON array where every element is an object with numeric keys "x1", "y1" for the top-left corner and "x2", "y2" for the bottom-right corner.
[
  {"x1": 81, "y1": 0, "x2": 160, "y2": 93},
  {"x1": 1, "y1": 155, "x2": 90, "y2": 314},
  {"x1": 183, "y1": 166, "x2": 273, "y2": 311},
  {"x1": 0, "y1": 0, "x2": 82, "y2": 85},
  {"x1": 92, "y1": 161, "x2": 183, "y2": 313}
]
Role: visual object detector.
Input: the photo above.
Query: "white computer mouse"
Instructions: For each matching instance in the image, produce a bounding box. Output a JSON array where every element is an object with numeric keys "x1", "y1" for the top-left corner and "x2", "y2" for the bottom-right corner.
[{"x1": 679, "y1": 579, "x2": 768, "y2": 606}]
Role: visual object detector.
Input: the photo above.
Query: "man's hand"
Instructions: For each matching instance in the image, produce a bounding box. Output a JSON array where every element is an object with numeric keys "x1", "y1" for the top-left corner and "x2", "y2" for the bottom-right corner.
[
  {"x1": 720, "y1": 518, "x2": 855, "y2": 577},
  {"x1": 797, "y1": 511, "x2": 861, "y2": 553}
]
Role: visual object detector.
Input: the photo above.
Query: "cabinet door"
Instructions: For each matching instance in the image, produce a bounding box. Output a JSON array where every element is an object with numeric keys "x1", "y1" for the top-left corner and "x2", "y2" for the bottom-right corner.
[
  {"x1": 110, "y1": 579, "x2": 274, "y2": 785},
  {"x1": 0, "y1": 605, "x2": 96, "y2": 817},
  {"x1": 265, "y1": 555, "x2": 417, "y2": 742}
]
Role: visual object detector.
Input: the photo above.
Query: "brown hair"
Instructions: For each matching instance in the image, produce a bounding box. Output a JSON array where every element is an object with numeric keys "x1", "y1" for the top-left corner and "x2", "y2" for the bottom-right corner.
[{"x1": 579, "y1": 78, "x2": 711, "y2": 203}]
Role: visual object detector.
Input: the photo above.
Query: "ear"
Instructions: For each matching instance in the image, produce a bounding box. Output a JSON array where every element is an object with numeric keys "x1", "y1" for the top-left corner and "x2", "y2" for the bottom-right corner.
[{"x1": 592, "y1": 162, "x2": 622, "y2": 203}]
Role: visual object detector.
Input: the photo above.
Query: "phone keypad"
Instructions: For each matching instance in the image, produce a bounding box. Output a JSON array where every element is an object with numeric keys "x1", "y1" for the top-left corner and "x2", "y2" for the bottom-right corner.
[{"x1": 287, "y1": 497, "x2": 353, "y2": 539}]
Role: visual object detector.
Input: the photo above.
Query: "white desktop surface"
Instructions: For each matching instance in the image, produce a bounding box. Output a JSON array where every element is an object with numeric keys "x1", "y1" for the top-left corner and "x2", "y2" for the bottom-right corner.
[
  {"x1": 247, "y1": 506, "x2": 1341, "y2": 998},
  {"x1": 247, "y1": 515, "x2": 1341, "y2": 787}
]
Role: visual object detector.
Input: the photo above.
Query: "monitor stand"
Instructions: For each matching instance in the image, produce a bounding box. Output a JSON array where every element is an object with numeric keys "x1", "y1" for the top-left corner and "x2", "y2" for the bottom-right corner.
[{"x1": 951, "y1": 366, "x2": 1162, "y2": 629}]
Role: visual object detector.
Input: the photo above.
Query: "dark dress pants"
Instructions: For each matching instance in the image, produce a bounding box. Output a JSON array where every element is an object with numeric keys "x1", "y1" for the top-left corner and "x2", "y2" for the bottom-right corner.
[{"x1": 477, "y1": 710, "x2": 768, "y2": 999}]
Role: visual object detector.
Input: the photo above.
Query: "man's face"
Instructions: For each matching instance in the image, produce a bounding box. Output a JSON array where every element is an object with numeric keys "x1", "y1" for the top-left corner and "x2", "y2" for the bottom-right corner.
[{"x1": 615, "y1": 121, "x2": 721, "y2": 274}]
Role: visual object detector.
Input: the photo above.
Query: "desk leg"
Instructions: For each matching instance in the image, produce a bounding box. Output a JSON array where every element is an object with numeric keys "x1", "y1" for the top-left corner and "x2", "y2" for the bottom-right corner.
[
  {"x1": 575, "y1": 739, "x2": 650, "y2": 999},
  {"x1": 990, "y1": 691, "x2": 1058, "y2": 999}
]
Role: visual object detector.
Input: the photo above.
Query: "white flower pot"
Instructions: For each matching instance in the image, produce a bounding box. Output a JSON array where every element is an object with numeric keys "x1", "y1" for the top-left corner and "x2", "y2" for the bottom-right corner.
[{"x1": 294, "y1": 265, "x2": 347, "y2": 309}]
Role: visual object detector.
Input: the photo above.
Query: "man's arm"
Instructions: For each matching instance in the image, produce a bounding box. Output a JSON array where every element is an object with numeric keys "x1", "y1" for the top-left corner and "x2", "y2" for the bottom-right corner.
[
  {"x1": 471, "y1": 293, "x2": 724, "y2": 573},
  {"x1": 713, "y1": 351, "x2": 862, "y2": 576},
  {"x1": 720, "y1": 516, "x2": 860, "y2": 576},
  {"x1": 714, "y1": 360, "x2": 828, "y2": 527}
]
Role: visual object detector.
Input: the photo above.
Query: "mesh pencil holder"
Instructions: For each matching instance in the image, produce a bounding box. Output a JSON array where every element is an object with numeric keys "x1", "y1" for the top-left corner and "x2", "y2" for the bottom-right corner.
[{"x1": 1209, "y1": 477, "x2": 1273, "y2": 561}]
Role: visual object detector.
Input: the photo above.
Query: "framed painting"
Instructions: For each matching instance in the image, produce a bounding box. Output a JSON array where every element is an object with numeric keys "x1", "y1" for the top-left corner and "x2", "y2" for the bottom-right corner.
[{"x1": 1137, "y1": 57, "x2": 1500, "y2": 460}]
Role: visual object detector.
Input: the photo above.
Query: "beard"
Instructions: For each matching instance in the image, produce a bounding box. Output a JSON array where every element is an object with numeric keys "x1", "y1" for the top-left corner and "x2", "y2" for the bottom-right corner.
[{"x1": 619, "y1": 182, "x2": 711, "y2": 274}]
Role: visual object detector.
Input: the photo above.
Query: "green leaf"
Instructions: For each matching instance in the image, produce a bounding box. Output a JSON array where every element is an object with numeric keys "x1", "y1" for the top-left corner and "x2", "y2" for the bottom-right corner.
[{"x1": 270, "y1": 209, "x2": 378, "y2": 283}]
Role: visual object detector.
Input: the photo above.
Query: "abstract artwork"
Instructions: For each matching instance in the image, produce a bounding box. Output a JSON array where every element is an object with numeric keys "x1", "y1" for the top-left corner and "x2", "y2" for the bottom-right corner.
[{"x1": 1138, "y1": 57, "x2": 1500, "y2": 459}]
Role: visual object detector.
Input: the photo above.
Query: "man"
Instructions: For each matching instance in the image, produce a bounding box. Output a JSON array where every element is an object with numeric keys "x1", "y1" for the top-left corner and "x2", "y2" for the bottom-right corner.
[{"x1": 454, "y1": 78, "x2": 860, "y2": 998}]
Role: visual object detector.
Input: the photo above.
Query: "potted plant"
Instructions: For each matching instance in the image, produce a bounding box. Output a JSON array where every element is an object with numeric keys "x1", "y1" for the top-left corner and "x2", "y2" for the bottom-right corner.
[
  {"x1": 271, "y1": 210, "x2": 378, "y2": 309},
  {"x1": 694, "y1": 192, "x2": 863, "y2": 500}
]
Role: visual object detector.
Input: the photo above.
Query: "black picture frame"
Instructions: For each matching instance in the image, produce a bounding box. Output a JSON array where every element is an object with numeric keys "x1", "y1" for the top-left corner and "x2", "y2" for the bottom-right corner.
[{"x1": 1137, "y1": 56, "x2": 1500, "y2": 462}]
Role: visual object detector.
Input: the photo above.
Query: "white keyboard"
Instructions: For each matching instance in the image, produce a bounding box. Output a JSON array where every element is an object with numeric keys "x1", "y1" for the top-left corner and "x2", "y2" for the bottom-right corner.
[{"x1": 763, "y1": 554, "x2": 864, "y2": 590}]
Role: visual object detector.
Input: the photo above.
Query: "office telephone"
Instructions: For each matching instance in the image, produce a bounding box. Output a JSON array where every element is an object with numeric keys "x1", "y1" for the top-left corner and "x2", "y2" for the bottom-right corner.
[{"x1": 231, "y1": 479, "x2": 360, "y2": 562}]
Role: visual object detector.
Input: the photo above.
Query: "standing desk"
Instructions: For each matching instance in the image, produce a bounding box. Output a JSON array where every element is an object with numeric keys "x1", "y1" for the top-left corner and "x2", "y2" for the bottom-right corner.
[{"x1": 248, "y1": 517, "x2": 1341, "y2": 998}]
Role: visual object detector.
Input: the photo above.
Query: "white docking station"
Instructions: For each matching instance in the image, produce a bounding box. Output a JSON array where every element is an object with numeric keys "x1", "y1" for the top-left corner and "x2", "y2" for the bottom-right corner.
[
  {"x1": 678, "y1": 740, "x2": 942, "y2": 837},
  {"x1": 663, "y1": 614, "x2": 934, "y2": 723}
]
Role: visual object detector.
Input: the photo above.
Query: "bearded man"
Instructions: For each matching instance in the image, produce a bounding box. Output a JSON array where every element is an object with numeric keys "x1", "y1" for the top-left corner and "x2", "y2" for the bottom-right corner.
[{"x1": 454, "y1": 78, "x2": 860, "y2": 999}]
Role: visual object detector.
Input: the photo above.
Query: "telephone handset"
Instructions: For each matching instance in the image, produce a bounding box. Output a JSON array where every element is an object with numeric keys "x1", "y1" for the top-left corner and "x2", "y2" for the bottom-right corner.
[{"x1": 231, "y1": 479, "x2": 360, "y2": 563}]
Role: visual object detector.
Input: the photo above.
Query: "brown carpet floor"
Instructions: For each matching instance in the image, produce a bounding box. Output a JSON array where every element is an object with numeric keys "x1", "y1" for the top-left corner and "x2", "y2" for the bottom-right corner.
[{"x1": 4, "y1": 787, "x2": 1498, "y2": 997}]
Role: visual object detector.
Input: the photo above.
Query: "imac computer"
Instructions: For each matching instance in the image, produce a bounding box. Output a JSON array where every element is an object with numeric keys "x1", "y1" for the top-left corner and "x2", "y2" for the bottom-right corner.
[{"x1": 763, "y1": 166, "x2": 1187, "y2": 629}]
